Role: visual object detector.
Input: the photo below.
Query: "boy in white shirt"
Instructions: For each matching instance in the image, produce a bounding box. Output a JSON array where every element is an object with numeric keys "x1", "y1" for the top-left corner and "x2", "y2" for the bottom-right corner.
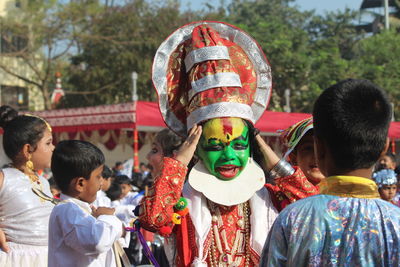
[
  {"x1": 112, "y1": 175, "x2": 143, "y2": 224},
  {"x1": 48, "y1": 140, "x2": 125, "y2": 267}
]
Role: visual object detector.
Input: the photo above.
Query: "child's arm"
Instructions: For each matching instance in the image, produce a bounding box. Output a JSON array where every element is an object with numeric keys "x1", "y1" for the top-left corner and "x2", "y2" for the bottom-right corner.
[
  {"x1": 57, "y1": 203, "x2": 123, "y2": 255},
  {"x1": 0, "y1": 172, "x2": 10, "y2": 253},
  {"x1": 0, "y1": 228, "x2": 9, "y2": 253}
]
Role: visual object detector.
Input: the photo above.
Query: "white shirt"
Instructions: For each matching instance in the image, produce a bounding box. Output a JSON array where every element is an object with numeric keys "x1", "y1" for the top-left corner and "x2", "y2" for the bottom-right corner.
[
  {"x1": 48, "y1": 194, "x2": 123, "y2": 267},
  {"x1": 112, "y1": 191, "x2": 144, "y2": 225},
  {"x1": 92, "y1": 190, "x2": 112, "y2": 208}
]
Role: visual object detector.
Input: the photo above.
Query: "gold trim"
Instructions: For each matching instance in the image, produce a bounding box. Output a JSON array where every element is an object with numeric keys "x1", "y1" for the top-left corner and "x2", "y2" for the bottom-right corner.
[{"x1": 319, "y1": 176, "x2": 380, "y2": 199}]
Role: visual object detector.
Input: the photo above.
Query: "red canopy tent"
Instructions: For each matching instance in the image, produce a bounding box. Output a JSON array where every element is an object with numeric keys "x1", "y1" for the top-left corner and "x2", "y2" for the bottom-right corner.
[{"x1": 33, "y1": 101, "x2": 400, "y2": 139}]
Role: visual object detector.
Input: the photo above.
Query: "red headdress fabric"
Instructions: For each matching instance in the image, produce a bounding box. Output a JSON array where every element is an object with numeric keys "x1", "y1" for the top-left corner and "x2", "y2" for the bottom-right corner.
[{"x1": 152, "y1": 21, "x2": 272, "y2": 136}]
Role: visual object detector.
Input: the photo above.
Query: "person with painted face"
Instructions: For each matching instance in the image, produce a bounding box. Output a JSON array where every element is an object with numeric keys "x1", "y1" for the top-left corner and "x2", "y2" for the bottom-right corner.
[{"x1": 138, "y1": 21, "x2": 320, "y2": 267}]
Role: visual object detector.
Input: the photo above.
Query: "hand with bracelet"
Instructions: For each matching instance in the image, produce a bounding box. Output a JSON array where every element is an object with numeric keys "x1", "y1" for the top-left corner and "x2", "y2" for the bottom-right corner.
[{"x1": 255, "y1": 133, "x2": 294, "y2": 179}]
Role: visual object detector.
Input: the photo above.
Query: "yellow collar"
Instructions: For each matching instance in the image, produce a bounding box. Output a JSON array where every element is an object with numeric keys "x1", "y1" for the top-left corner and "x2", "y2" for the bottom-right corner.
[{"x1": 319, "y1": 176, "x2": 380, "y2": 199}]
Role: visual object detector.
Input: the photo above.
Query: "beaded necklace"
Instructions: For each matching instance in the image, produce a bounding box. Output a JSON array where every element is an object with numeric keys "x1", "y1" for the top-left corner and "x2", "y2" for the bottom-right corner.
[{"x1": 208, "y1": 201, "x2": 251, "y2": 267}]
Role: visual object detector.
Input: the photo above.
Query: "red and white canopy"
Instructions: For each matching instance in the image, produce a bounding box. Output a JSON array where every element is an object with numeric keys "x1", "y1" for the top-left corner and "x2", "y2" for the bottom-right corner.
[{"x1": 31, "y1": 101, "x2": 400, "y2": 139}]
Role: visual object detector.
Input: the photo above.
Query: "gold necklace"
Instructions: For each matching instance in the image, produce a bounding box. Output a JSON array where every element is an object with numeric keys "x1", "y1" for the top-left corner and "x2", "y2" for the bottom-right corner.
[
  {"x1": 13, "y1": 165, "x2": 44, "y2": 202},
  {"x1": 208, "y1": 201, "x2": 251, "y2": 267}
]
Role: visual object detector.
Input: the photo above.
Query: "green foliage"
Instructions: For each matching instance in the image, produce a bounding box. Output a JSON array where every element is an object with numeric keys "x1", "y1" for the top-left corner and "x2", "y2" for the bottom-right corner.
[
  {"x1": 353, "y1": 30, "x2": 400, "y2": 119},
  {"x1": 2, "y1": 0, "x2": 399, "y2": 121}
]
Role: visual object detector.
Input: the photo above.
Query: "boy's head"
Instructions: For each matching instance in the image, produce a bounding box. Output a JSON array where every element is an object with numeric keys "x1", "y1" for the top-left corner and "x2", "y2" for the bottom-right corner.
[
  {"x1": 376, "y1": 152, "x2": 396, "y2": 171},
  {"x1": 114, "y1": 161, "x2": 123, "y2": 171},
  {"x1": 51, "y1": 140, "x2": 105, "y2": 203},
  {"x1": 48, "y1": 177, "x2": 61, "y2": 197},
  {"x1": 114, "y1": 175, "x2": 132, "y2": 198},
  {"x1": 373, "y1": 169, "x2": 397, "y2": 201},
  {"x1": 106, "y1": 181, "x2": 122, "y2": 201},
  {"x1": 101, "y1": 165, "x2": 113, "y2": 192},
  {"x1": 281, "y1": 117, "x2": 324, "y2": 185},
  {"x1": 313, "y1": 79, "x2": 392, "y2": 176}
]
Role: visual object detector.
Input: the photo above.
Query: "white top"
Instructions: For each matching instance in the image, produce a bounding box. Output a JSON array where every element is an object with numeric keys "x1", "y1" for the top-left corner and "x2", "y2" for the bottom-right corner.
[
  {"x1": 92, "y1": 190, "x2": 112, "y2": 208},
  {"x1": 120, "y1": 191, "x2": 143, "y2": 207},
  {"x1": 0, "y1": 168, "x2": 53, "y2": 246},
  {"x1": 112, "y1": 191, "x2": 143, "y2": 224},
  {"x1": 48, "y1": 194, "x2": 123, "y2": 267}
]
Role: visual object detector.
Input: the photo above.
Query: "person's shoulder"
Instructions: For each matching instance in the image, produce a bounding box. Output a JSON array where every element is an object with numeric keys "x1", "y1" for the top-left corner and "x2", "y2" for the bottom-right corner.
[
  {"x1": 376, "y1": 199, "x2": 400, "y2": 216},
  {"x1": 52, "y1": 200, "x2": 82, "y2": 215},
  {"x1": 276, "y1": 195, "x2": 330, "y2": 221}
]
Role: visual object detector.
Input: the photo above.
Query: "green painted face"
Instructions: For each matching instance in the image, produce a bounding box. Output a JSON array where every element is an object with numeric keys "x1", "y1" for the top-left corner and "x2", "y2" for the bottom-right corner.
[{"x1": 197, "y1": 118, "x2": 250, "y2": 180}]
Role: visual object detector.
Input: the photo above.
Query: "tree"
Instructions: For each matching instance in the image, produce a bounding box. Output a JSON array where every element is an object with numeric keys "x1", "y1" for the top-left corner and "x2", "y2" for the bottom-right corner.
[
  {"x1": 353, "y1": 30, "x2": 400, "y2": 120},
  {"x1": 0, "y1": 0, "x2": 92, "y2": 110},
  {"x1": 63, "y1": 0, "x2": 205, "y2": 107}
]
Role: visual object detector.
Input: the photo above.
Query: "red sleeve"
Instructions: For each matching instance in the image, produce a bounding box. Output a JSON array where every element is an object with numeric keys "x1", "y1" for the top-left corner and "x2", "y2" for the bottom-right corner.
[
  {"x1": 138, "y1": 157, "x2": 187, "y2": 231},
  {"x1": 265, "y1": 166, "x2": 319, "y2": 211}
]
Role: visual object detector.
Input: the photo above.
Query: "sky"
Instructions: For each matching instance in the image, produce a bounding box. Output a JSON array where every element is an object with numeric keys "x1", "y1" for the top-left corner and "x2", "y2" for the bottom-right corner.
[
  {"x1": 181, "y1": 0, "x2": 363, "y2": 14},
  {"x1": 292, "y1": 0, "x2": 361, "y2": 14}
]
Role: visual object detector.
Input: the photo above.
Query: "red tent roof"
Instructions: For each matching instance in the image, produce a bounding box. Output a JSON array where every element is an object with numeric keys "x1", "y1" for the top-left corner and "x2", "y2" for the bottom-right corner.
[{"x1": 32, "y1": 101, "x2": 400, "y2": 139}]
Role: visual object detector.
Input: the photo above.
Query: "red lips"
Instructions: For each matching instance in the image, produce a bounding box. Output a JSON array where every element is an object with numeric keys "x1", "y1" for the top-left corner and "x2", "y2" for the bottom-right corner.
[{"x1": 216, "y1": 165, "x2": 240, "y2": 179}]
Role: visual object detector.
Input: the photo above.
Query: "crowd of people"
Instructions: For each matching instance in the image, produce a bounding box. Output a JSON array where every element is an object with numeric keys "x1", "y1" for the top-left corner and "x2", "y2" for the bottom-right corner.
[{"x1": 0, "y1": 20, "x2": 399, "y2": 267}]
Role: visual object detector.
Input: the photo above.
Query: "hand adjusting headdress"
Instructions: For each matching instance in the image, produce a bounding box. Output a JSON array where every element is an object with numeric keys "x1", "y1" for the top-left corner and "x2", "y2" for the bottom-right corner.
[{"x1": 152, "y1": 21, "x2": 272, "y2": 136}]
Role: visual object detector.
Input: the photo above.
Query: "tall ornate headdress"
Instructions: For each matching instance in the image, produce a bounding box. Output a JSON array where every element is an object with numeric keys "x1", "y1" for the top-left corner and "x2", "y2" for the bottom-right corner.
[{"x1": 152, "y1": 21, "x2": 272, "y2": 136}]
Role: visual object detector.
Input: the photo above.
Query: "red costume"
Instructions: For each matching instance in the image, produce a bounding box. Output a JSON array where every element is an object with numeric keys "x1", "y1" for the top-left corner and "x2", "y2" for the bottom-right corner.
[
  {"x1": 140, "y1": 21, "x2": 318, "y2": 267},
  {"x1": 139, "y1": 158, "x2": 318, "y2": 266}
]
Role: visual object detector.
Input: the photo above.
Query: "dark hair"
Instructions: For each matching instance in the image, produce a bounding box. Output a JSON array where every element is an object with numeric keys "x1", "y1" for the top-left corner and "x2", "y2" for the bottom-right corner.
[
  {"x1": 0, "y1": 105, "x2": 49, "y2": 160},
  {"x1": 102, "y1": 165, "x2": 113, "y2": 179},
  {"x1": 106, "y1": 181, "x2": 122, "y2": 201},
  {"x1": 313, "y1": 79, "x2": 392, "y2": 171},
  {"x1": 155, "y1": 128, "x2": 184, "y2": 157},
  {"x1": 114, "y1": 175, "x2": 131, "y2": 185},
  {"x1": 384, "y1": 152, "x2": 396, "y2": 163},
  {"x1": 243, "y1": 120, "x2": 264, "y2": 168},
  {"x1": 51, "y1": 140, "x2": 105, "y2": 192}
]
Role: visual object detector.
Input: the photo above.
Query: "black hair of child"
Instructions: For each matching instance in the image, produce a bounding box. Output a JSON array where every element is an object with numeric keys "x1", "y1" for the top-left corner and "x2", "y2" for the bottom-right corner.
[
  {"x1": 114, "y1": 175, "x2": 131, "y2": 185},
  {"x1": 385, "y1": 152, "x2": 397, "y2": 164},
  {"x1": 102, "y1": 165, "x2": 113, "y2": 179},
  {"x1": 106, "y1": 181, "x2": 122, "y2": 201},
  {"x1": 0, "y1": 105, "x2": 48, "y2": 160},
  {"x1": 154, "y1": 128, "x2": 184, "y2": 157},
  {"x1": 313, "y1": 79, "x2": 392, "y2": 171},
  {"x1": 51, "y1": 140, "x2": 105, "y2": 193}
]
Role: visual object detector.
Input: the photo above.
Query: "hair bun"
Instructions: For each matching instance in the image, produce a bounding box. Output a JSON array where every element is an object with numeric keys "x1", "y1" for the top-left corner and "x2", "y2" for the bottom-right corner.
[{"x1": 0, "y1": 105, "x2": 18, "y2": 128}]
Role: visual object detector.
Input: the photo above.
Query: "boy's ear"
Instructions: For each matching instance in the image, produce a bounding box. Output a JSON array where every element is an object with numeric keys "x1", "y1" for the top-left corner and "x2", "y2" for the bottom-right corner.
[
  {"x1": 72, "y1": 177, "x2": 86, "y2": 193},
  {"x1": 379, "y1": 137, "x2": 390, "y2": 158}
]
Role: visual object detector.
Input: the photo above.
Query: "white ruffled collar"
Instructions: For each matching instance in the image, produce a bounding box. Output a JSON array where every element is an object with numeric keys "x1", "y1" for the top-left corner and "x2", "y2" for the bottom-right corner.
[{"x1": 188, "y1": 158, "x2": 265, "y2": 206}]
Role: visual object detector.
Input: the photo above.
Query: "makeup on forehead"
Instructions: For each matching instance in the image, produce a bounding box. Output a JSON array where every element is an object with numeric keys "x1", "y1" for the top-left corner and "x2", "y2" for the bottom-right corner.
[{"x1": 203, "y1": 118, "x2": 246, "y2": 143}]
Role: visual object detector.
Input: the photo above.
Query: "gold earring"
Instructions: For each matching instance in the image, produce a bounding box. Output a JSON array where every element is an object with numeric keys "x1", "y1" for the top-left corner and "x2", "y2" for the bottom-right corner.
[{"x1": 26, "y1": 158, "x2": 34, "y2": 171}]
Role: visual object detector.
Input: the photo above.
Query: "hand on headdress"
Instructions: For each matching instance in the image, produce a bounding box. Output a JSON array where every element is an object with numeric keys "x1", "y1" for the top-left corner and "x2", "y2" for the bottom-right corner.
[{"x1": 174, "y1": 125, "x2": 202, "y2": 166}]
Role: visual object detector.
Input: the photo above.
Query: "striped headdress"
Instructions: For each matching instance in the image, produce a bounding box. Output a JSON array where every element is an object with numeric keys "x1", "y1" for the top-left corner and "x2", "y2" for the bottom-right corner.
[{"x1": 280, "y1": 117, "x2": 313, "y2": 159}]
